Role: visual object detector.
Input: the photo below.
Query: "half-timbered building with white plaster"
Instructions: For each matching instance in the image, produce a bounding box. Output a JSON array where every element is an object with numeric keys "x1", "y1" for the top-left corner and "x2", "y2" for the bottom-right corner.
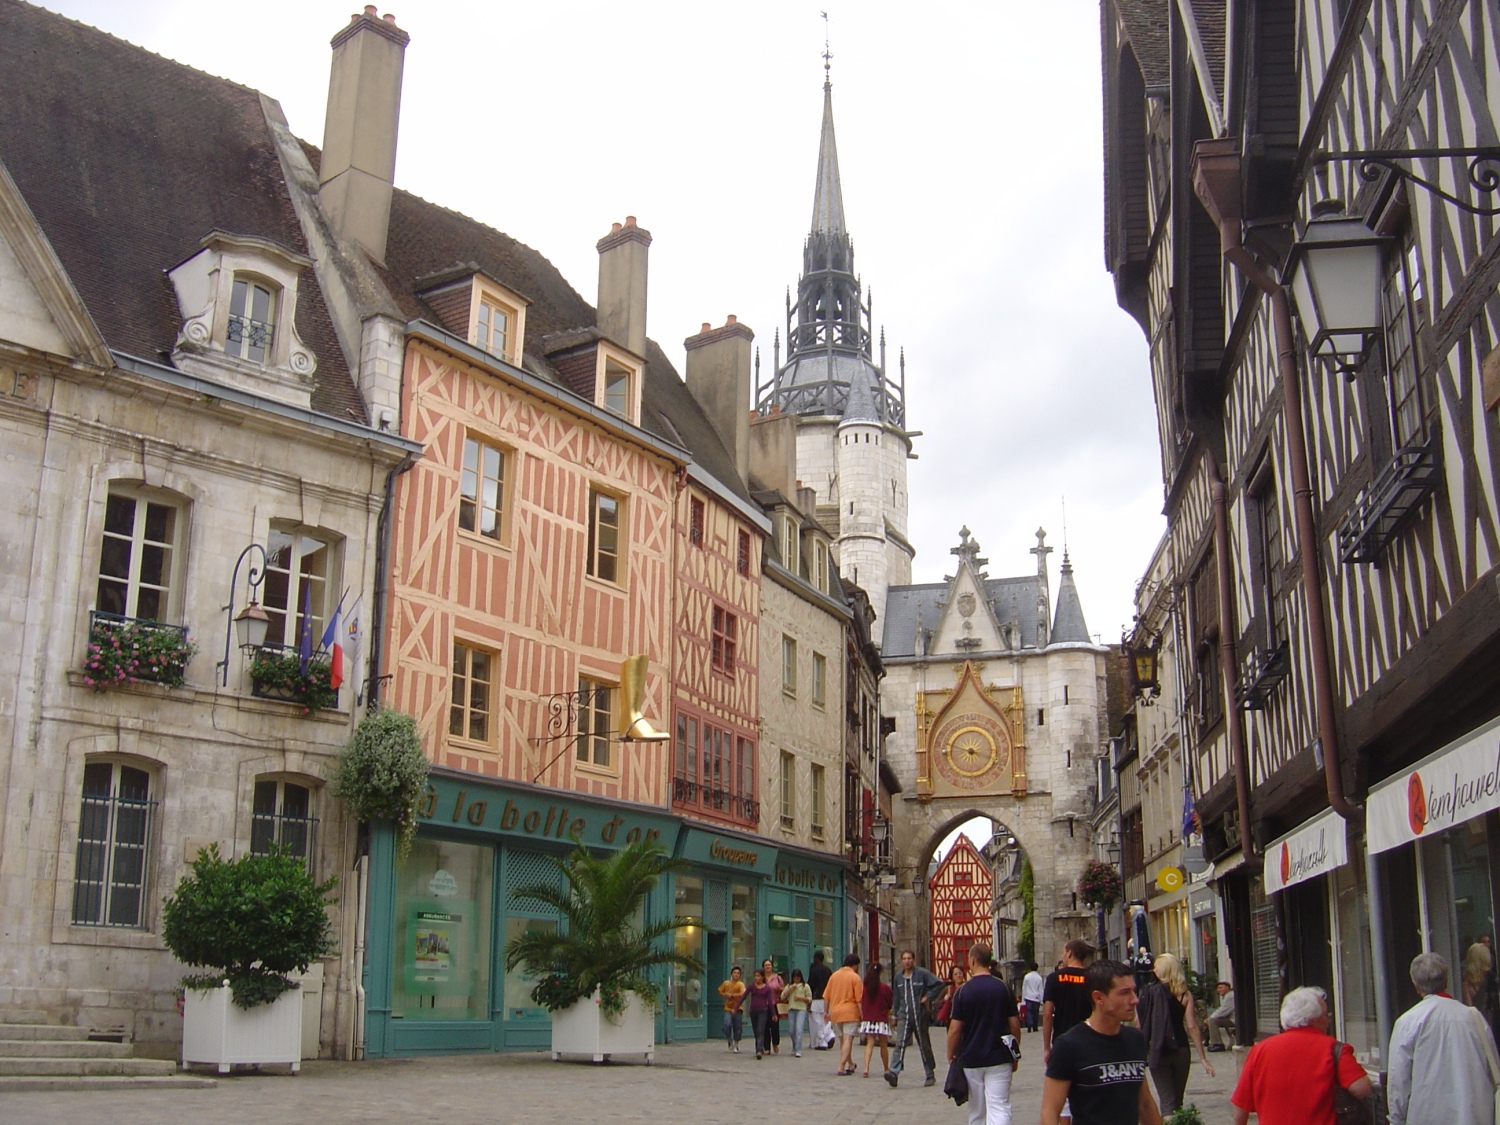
[{"x1": 1104, "y1": 0, "x2": 1500, "y2": 1061}]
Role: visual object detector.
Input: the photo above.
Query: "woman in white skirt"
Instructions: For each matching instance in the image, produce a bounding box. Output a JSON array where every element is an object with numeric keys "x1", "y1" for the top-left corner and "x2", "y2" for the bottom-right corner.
[{"x1": 859, "y1": 961, "x2": 894, "y2": 1077}]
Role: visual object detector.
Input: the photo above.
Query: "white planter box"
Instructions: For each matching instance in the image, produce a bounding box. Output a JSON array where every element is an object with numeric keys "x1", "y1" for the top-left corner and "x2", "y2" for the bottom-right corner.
[
  {"x1": 549, "y1": 989, "x2": 655, "y2": 1064},
  {"x1": 182, "y1": 983, "x2": 302, "y2": 1074}
]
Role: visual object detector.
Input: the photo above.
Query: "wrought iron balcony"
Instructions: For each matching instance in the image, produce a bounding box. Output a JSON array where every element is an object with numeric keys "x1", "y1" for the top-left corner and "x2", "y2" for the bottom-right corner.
[
  {"x1": 1338, "y1": 441, "x2": 1441, "y2": 563},
  {"x1": 1236, "y1": 642, "x2": 1290, "y2": 711},
  {"x1": 671, "y1": 776, "x2": 758, "y2": 824}
]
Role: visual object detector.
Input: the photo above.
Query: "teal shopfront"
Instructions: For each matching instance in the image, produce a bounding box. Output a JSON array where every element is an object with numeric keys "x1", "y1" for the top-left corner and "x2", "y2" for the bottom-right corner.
[
  {"x1": 362, "y1": 772, "x2": 677, "y2": 1057},
  {"x1": 362, "y1": 771, "x2": 851, "y2": 1055}
]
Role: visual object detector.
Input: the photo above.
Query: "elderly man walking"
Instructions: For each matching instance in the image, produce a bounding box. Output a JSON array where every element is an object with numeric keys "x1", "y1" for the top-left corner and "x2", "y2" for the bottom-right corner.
[
  {"x1": 885, "y1": 948, "x2": 945, "y2": 1088},
  {"x1": 1387, "y1": 952, "x2": 1500, "y2": 1125}
]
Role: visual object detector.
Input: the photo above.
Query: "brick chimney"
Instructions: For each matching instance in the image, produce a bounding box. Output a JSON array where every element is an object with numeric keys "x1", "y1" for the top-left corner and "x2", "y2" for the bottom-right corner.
[
  {"x1": 319, "y1": 7, "x2": 409, "y2": 262},
  {"x1": 684, "y1": 315, "x2": 755, "y2": 484},
  {"x1": 596, "y1": 217, "x2": 651, "y2": 359}
]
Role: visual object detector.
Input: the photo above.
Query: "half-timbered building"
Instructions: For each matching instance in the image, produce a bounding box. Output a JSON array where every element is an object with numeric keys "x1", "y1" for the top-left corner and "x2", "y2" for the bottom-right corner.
[
  {"x1": 1103, "y1": 0, "x2": 1500, "y2": 1060},
  {"x1": 927, "y1": 835, "x2": 994, "y2": 980}
]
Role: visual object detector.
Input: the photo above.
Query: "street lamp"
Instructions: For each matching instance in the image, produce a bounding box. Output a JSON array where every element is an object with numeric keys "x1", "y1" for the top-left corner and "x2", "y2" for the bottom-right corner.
[
  {"x1": 218, "y1": 543, "x2": 269, "y2": 686},
  {"x1": 1283, "y1": 202, "x2": 1389, "y2": 372},
  {"x1": 1106, "y1": 842, "x2": 1123, "y2": 957}
]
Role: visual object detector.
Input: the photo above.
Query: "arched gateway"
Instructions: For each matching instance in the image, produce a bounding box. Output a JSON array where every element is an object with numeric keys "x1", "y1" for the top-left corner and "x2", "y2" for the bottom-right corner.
[{"x1": 880, "y1": 529, "x2": 1111, "y2": 972}]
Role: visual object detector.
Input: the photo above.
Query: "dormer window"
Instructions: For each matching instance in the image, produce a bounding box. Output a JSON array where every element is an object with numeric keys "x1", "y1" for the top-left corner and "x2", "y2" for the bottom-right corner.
[
  {"x1": 227, "y1": 277, "x2": 277, "y2": 364},
  {"x1": 595, "y1": 342, "x2": 642, "y2": 423},
  {"x1": 469, "y1": 279, "x2": 526, "y2": 365},
  {"x1": 167, "y1": 231, "x2": 316, "y2": 409}
]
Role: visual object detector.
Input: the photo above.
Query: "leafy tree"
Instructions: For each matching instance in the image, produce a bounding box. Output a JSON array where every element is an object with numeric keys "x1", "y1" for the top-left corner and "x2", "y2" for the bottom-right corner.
[
  {"x1": 162, "y1": 844, "x2": 337, "y2": 1008},
  {"x1": 1019, "y1": 856, "x2": 1035, "y2": 966},
  {"x1": 503, "y1": 839, "x2": 703, "y2": 1018}
]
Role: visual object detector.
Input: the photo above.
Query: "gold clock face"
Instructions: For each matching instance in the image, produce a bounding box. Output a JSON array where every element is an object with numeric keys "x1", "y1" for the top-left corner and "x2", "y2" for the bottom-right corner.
[{"x1": 932, "y1": 713, "x2": 1010, "y2": 790}]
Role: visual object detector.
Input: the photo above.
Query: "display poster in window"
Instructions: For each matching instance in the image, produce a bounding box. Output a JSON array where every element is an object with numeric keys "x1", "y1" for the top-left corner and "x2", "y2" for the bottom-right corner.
[{"x1": 404, "y1": 900, "x2": 473, "y2": 997}]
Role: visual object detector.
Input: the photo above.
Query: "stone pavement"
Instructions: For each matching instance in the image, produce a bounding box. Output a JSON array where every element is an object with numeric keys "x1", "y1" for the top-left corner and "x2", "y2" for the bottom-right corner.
[{"x1": 0, "y1": 1031, "x2": 1244, "y2": 1124}]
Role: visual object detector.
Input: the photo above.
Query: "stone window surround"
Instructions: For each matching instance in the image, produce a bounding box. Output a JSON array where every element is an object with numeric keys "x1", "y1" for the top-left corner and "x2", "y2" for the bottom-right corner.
[{"x1": 168, "y1": 231, "x2": 317, "y2": 387}]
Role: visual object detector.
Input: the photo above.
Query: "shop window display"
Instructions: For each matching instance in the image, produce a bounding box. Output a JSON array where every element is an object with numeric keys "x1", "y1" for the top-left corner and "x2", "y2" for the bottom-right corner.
[
  {"x1": 673, "y1": 876, "x2": 705, "y2": 1020},
  {"x1": 503, "y1": 917, "x2": 556, "y2": 1021},
  {"x1": 392, "y1": 837, "x2": 493, "y2": 1021},
  {"x1": 731, "y1": 883, "x2": 756, "y2": 977}
]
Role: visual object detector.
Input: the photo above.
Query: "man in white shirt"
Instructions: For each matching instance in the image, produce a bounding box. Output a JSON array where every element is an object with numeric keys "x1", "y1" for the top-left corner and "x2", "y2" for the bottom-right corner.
[
  {"x1": 1021, "y1": 961, "x2": 1046, "y2": 1032},
  {"x1": 1387, "y1": 952, "x2": 1500, "y2": 1125},
  {"x1": 1206, "y1": 981, "x2": 1235, "y2": 1050}
]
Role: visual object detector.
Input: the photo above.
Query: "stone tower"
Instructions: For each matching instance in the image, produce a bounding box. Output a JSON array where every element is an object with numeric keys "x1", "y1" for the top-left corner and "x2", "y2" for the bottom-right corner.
[{"x1": 757, "y1": 68, "x2": 913, "y2": 644}]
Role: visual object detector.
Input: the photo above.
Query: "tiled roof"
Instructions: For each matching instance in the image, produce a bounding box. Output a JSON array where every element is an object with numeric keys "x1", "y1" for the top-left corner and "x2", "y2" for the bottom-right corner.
[
  {"x1": 1188, "y1": 0, "x2": 1227, "y2": 96},
  {"x1": 1113, "y1": 0, "x2": 1171, "y2": 88},
  {"x1": 882, "y1": 575, "x2": 1046, "y2": 659},
  {"x1": 0, "y1": 0, "x2": 361, "y2": 421}
]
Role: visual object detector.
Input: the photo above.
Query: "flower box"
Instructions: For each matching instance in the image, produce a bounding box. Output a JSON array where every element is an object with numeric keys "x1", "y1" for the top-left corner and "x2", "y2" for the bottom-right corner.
[
  {"x1": 182, "y1": 983, "x2": 302, "y2": 1074},
  {"x1": 249, "y1": 645, "x2": 337, "y2": 713},
  {"x1": 82, "y1": 612, "x2": 196, "y2": 689}
]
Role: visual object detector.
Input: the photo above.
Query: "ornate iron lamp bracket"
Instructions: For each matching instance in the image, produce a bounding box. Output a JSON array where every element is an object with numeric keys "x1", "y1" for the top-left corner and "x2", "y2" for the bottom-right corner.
[
  {"x1": 1313, "y1": 147, "x2": 1500, "y2": 216},
  {"x1": 529, "y1": 685, "x2": 607, "y2": 782}
]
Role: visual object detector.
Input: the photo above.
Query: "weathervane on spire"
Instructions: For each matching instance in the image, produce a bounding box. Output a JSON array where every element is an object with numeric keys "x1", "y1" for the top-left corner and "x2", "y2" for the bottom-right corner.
[{"x1": 820, "y1": 11, "x2": 833, "y2": 88}]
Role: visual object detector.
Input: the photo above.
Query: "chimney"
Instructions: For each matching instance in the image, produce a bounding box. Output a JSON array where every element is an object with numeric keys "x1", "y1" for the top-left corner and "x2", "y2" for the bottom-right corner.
[
  {"x1": 596, "y1": 217, "x2": 651, "y2": 358},
  {"x1": 750, "y1": 409, "x2": 797, "y2": 497},
  {"x1": 319, "y1": 7, "x2": 410, "y2": 262},
  {"x1": 685, "y1": 316, "x2": 755, "y2": 484}
]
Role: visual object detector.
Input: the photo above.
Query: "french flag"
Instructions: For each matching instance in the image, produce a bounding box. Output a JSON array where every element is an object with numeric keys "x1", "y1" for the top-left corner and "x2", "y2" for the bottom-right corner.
[{"x1": 320, "y1": 593, "x2": 346, "y2": 690}]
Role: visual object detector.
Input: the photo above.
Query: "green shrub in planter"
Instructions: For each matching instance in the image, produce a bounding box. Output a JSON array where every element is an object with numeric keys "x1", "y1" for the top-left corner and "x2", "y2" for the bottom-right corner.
[
  {"x1": 1164, "y1": 1105, "x2": 1205, "y2": 1125},
  {"x1": 332, "y1": 707, "x2": 429, "y2": 858},
  {"x1": 162, "y1": 844, "x2": 337, "y2": 1009},
  {"x1": 504, "y1": 838, "x2": 703, "y2": 1018}
]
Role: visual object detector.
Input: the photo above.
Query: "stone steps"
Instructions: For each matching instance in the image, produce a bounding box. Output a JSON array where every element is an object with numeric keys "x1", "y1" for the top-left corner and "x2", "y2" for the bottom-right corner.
[
  {"x1": 0, "y1": 1009, "x2": 51, "y2": 1025},
  {"x1": 0, "y1": 1038, "x2": 134, "y2": 1058},
  {"x1": 0, "y1": 1055, "x2": 180, "y2": 1077},
  {"x1": 0, "y1": 1022, "x2": 92, "y2": 1041},
  {"x1": 0, "y1": 1074, "x2": 218, "y2": 1091}
]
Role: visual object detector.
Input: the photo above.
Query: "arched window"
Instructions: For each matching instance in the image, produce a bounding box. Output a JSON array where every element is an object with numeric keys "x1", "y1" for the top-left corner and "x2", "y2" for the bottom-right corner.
[
  {"x1": 72, "y1": 761, "x2": 156, "y2": 928},
  {"x1": 226, "y1": 275, "x2": 277, "y2": 363},
  {"x1": 250, "y1": 778, "x2": 317, "y2": 864}
]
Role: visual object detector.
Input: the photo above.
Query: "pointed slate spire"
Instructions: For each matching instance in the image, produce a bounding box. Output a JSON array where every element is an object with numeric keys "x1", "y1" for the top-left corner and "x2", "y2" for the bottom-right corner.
[
  {"x1": 810, "y1": 78, "x2": 847, "y2": 235},
  {"x1": 1050, "y1": 551, "x2": 1092, "y2": 644}
]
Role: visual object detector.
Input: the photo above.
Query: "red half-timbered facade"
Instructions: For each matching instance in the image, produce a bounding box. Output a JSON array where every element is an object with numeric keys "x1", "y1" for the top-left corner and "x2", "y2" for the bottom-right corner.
[{"x1": 927, "y1": 835, "x2": 993, "y2": 981}]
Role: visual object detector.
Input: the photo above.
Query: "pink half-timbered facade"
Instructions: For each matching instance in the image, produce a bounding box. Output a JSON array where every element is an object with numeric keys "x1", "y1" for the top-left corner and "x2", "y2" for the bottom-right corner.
[{"x1": 928, "y1": 835, "x2": 994, "y2": 981}]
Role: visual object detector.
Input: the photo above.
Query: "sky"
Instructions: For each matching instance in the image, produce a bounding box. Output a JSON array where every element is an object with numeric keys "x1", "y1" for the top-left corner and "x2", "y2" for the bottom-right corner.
[{"x1": 41, "y1": 0, "x2": 1165, "y2": 639}]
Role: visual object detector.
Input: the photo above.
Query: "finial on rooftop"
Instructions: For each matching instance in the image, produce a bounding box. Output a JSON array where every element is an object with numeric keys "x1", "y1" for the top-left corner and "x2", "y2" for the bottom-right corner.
[{"x1": 821, "y1": 10, "x2": 833, "y2": 89}]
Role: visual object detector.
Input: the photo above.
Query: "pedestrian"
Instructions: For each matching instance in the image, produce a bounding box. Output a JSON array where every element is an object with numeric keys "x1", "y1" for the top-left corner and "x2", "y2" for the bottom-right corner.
[
  {"x1": 885, "y1": 948, "x2": 945, "y2": 1087},
  {"x1": 763, "y1": 958, "x2": 785, "y2": 1055},
  {"x1": 1205, "y1": 980, "x2": 1235, "y2": 1050},
  {"x1": 1230, "y1": 986, "x2": 1371, "y2": 1125},
  {"x1": 1022, "y1": 962, "x2": 1046, "y2": 1032},
  {"x1": 859, "y1": 960, "x2": 893, "y2": 1077},
  {"x1": 1042, "y1": 939, "x2": 1096, "y2": 1075},
  {"x1": 1134, "y1": 953, "x2": 1214, "y2": 1114},
  {"x1": 718, "y1": 965, "x2": 746, "y2": 1053},
  {"x1": 809, "y1": 949, "x2": 835, "y2": 1050},
  {"x1": 824, "y1": 952, "x2": 865, "y2": 1075},
  {"x1": 748, "y1": 968, "x2": 775, "y2": 1060},
  {"x1": 935, "y1": 964, "x2": 968, "y2": 1026},
  {"x1": 1042, "y1": 958, "x2": 1162, "y2": 1125},
  {"x1": 1386, "y1": 952, "x2": 1500, "y2": 1125},
  {"x1": 783, "y1": 968, "x2": 813, "y2": 1057},
  {"x1": 947, "y1": 943, "x2": 1021, "y2": 1125}
]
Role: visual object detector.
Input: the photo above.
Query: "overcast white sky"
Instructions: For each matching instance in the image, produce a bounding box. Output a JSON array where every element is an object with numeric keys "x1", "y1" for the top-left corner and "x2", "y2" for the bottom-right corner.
[{"x1": 44, "y1": 0, "x2": 1164, "y2": 638}]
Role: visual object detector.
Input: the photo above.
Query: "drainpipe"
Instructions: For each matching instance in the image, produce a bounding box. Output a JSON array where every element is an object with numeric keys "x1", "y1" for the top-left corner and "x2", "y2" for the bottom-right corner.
[
  {"x1": 366, "y1": 447, "x2": 418, "y2": 709},
  {"x1": 1192, "y1": 140, "x2": 1359, "y2": 824},
  {"x1": 1208, "y1": 462, "x2": 1258, "y2": 862}
]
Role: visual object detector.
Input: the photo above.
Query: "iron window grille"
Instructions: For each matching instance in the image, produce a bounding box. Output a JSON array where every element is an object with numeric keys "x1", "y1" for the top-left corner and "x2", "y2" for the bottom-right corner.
[
  {"x1": 72, "y1": 762, "x2": 156, "y2": 928},
  {"x1": 1236, "y1": 642, "x2": 1291, "y2": 711},
  {"x1": 1338, "y1": 440, "x2": 1442, "y2": 564},
  {"x1": 249, "y1": 780, "x2": 317, "y2": 864}
]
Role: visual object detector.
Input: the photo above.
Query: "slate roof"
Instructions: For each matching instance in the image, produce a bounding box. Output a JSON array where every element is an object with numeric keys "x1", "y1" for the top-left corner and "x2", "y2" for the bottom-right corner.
[
  {"x1": 882, "y1": 575, "x2": 1046, "y2": 659},
  {"x1": 1050, "y1": 555, "x2": 1092, "y2": 644},
  {"x1": 810, "y1": 82, "x2": 847, "y2": 235},
  {"x1": 0, "y1": 0, "x2": 362, "y2": 421},
  {"x1": 1113, "y1": 0, "x2": 1170, "y2": 88}
]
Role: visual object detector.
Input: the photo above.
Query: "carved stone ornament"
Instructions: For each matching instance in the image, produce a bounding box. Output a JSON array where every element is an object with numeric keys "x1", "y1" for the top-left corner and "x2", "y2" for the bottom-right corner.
[{"x1": 957, "y1": 592, "x2": 976, "y2": 618}]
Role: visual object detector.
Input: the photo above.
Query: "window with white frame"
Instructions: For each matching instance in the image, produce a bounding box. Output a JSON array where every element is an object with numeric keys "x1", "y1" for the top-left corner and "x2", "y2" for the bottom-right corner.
[
  {"x1": 226, "y1": 275, "x2": 277, "y2": 364},
  {"x1": 469, "y1": 280, "x2": 527, "y2": 366},
  {"x1": 778, "y1": 512, "x2": 799, "y2": 571},
  {"x1": 460, "y1": 436, "x2": 508, "y2": 542},
  {"x1": 96, "y1": 487, "x2": 183, "y2": 622},
  {"x1": 250, "y1": 779, "x2": 317, "y2": 863},
  {"x1": 576, "y1": 676, "x2": 615, "y2": 769},
  {"x1": 262, "y1": 524, "x2": 336, "y2": 649},
  {"x1": 782, "y1": 635, "x2": 797, "y2": 696},
  {"x1": 72, "y1": 761, "x2": 155, "y2": 928},
  {"x1": 587, "y1": 488, "x2": 623, "y2": 583},
  {"x1": 811, "y1": 539, "x2": 829, "y2": 593},
  {"x1": 810, "y1": 764, "x2": 825, "y2": 838},
  {"x1": 779, "y1": 752, "x2": 795, "y2": 830},
  {"x1": 596, "y1": 343, "x2": 642, "y2": 423},
  {"x1": 811, "y1": 652, "x2": 827, "y2": 708},
  {"x1": 450, "y1": 642, "x2": 495, "y2": 743}
]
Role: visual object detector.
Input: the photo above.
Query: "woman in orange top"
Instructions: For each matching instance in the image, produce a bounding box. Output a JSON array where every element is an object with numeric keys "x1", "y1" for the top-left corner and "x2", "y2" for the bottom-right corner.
[{"x1": 822, "y1": 953, "x2": 865, "y2": 1075}]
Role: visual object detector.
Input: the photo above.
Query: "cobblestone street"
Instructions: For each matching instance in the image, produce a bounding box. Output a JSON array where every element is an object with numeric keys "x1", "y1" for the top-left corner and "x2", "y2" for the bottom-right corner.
[{"x1": 1, "y1": 1034, "x2": 1241, "y2": 1124}]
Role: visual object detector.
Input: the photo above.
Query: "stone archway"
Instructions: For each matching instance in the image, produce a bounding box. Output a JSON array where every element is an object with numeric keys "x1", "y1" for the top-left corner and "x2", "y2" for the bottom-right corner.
[{"x1": 893, "y1": 801, "x2": 1094, "y2": 980}]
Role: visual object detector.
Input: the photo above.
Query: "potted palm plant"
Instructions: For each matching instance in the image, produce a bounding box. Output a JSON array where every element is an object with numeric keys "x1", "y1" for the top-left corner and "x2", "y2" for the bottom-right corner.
[
  {"x1": 503, "y1": 838, "x2": 702, "y2": 1064},
  {"x1": 162, "y1": 844, "x2": 337, "y2": 1073}
]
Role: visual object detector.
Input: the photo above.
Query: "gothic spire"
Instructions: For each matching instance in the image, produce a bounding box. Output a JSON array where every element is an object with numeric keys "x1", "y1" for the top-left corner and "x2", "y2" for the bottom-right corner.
[{"x1": 810, "y1": 78, "x2": 847, "y2": 235}]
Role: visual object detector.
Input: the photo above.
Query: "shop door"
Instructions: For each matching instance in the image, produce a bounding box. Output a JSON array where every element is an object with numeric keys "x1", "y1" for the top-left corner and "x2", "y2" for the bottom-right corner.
[{"x1": 669, "y1": 876, "x2": 708, "y2": 1042}]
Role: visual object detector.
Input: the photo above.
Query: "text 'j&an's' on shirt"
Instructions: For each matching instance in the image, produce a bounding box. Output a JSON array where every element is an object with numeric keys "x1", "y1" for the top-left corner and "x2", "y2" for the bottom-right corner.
[{"x1": 1045, "y1": 1022, "x2": 1151, "y2": 1125}]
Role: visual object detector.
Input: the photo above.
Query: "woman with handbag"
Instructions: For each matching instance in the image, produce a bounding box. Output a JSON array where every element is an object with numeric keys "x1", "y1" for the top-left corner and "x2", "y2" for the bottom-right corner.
[
  {"x1": 763, "y1": 958, "x2": 786, "y2": 1055},
  {"x1": 1136, "y1": 953, "x2": 1214, "y2": 1114},
  {"x1": 934, "y1": 964, "x2": 967, "y2": 1027},
  {"x1": 1231, "y1": 986, "x2": 1372, "y2": 1125}
]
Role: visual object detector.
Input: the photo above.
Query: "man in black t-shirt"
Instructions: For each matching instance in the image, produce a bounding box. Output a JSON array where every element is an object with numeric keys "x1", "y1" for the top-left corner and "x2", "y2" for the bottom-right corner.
[
  {"x1": 1043, "y1": 959, "x2": 1162, "y2": 1125},
  {"x1": 1042, "y1": 938, "x2": 1096, "y2": 1064},
  {"x1": 808, "y1": 950, "x2": 834, "y2": 1049},
  {"x1": 946, "y1": 944, "x2": 1021, "y2": 1123}
]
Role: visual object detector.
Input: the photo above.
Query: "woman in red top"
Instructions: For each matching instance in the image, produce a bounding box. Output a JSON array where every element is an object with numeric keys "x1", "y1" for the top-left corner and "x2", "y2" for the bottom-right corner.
[
  {"x1": 1231, "y1": 986, "x2": 1371, "y2": 1125},
  {"x1": 859, "y1": 961, "x2": 894, "y2": 1077}
]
